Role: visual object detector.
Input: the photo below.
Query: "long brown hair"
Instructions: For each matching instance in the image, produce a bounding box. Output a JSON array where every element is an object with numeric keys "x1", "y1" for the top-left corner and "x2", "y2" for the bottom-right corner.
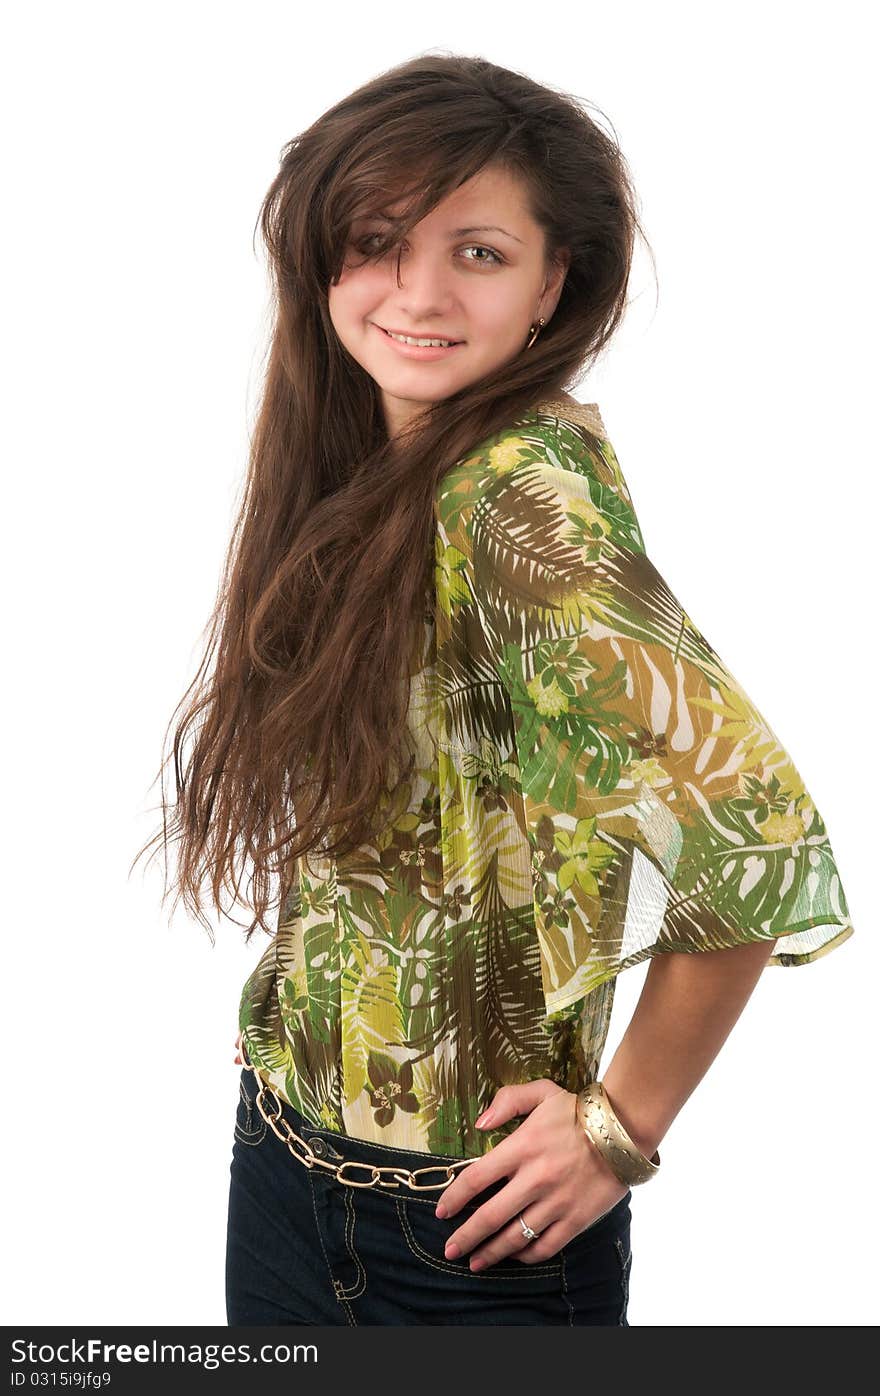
[{"x1": 131, "y1": 51, "x2": 653, "y2": 942}]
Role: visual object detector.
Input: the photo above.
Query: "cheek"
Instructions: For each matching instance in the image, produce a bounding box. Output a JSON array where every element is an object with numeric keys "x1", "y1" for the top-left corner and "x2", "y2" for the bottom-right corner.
[
  {"x1": 328, "y1": 289, "x2": 368, "y2": 347},
  {"x1": 327, "y1": 276, "x2": 353, "y2": 317},
  {"x1": 481, "y1": 292, "x2": 530, "y2": 335},
  {"x1": 333, "y1": 259, "x2": 386, "y2": 299}
]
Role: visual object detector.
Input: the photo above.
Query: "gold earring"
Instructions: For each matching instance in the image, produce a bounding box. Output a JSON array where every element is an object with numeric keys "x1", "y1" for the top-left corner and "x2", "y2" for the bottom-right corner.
[{"x1": 525, "y1": 316, "x2": 546, "y2": 350}]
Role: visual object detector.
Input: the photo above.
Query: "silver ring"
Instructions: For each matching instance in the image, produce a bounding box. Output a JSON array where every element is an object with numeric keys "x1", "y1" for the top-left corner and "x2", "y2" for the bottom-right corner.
[{"x1": 518, "y1": 1211, "x2": 541, "y2": 1242}]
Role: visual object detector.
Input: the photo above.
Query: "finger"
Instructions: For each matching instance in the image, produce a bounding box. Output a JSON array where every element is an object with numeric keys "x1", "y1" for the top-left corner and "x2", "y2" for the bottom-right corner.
[
  {"x1": 511, "y1": 1218, "x2": 571, "y2": 1266},
  {"x1": 476, "y1": 1079, "x2": 559, "y2": 1130},
  {"x1": 443, "y1": 1173, "x2": 538, "y2": 1259},
  {"x1": 458, "y1": 1189, "x2": 561, "y2": 1267},
  {"x1": 438, "y1": 1093, "x2": 562, "y2": 1218},
  {"x1": 468, "y1": 1209, "x2": 559, "y2": 1270},
  {"x1": 435, "y1": 1136, "x2": 521, "y2": 1219}
]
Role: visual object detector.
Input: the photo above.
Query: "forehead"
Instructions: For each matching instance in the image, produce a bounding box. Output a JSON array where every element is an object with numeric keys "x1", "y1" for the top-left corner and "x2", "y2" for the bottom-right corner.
[{"x1": 358, "y1": 166, "x2": 532, "y2": 228}]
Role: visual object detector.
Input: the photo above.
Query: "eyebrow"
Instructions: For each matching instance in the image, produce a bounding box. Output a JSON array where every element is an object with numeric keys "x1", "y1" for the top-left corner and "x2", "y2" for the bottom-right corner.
[
  {"x1": 359, "y1": 215, "x2": 524, "y2": 245},
  {"x1": 449, "y1": 224, "x2": 524, "y2": 244}
]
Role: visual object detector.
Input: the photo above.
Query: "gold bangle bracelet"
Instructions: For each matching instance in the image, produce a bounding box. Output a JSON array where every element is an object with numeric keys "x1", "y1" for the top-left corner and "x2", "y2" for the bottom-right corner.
[{"x1": 577, "y1": 1080, "x2": 661, "y2": 1187}]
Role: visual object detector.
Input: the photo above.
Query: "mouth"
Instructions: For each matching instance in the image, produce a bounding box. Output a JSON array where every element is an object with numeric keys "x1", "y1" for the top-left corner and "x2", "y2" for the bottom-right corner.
[{"x1": 373, "y1": 323, "x2": 465, "y2": 351}]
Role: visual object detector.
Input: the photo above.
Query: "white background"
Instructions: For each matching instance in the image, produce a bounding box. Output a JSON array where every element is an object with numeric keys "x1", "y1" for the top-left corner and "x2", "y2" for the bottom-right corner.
[{"x1": 4, "y1": 0, "x2": 876, "y2": 1328}]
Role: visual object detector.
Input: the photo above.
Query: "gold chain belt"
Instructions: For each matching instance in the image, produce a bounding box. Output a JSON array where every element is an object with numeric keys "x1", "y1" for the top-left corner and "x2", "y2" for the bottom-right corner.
[{"x1": 239, "y1": 1040, "x2": 478, "y2": 1193}]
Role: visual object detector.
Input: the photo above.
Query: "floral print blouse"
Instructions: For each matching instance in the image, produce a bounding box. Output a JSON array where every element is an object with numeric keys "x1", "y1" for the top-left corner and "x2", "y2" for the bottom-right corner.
[{"x1": 238, "y1": 396, "x2": 854, "y2": 1157}]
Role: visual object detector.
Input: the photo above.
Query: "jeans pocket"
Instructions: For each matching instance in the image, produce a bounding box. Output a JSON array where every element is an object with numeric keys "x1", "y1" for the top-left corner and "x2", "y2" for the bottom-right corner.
[
  {"x1": 394, "y1": 1195, "x2": 562, "y2": 1279},
  {"x1": 306, "y1": 1173, "x2": 370, "y2": 1310},
  {"x1": 234, "y1": 1072, "x2": 267, "y2": 1147}
]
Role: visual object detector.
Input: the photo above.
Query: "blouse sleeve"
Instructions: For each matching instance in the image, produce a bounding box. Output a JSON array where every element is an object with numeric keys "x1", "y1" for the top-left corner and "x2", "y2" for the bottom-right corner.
[{"x1": 463, "y1": 405, "x2": 854, "y2": 1015}]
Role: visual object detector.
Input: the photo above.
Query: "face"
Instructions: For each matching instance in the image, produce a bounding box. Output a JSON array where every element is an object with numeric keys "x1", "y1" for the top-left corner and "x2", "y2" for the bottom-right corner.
[{"x1": 327, "y1": 165, "x2": 570, "y2": 442}]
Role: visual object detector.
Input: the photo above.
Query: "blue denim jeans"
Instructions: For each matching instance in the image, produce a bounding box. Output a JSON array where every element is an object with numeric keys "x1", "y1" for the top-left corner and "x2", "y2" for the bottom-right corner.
[{"x1": 225, "y1": 1065, "x2": 633, "y2": 1326}]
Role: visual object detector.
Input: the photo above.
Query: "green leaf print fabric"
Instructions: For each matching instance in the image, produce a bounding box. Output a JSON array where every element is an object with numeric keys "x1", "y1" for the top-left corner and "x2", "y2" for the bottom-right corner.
[
  {"x1": 239, "y1": 396, "x2": 854, "y2": 1157},
  {"x1": 445, "y1": 398, "x2": 853, "y2": 1012}
]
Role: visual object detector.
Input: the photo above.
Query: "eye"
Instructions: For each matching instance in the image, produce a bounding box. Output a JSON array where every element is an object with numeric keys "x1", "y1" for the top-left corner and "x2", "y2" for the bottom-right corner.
[
  {"x1": 459, "y1": 245, "x2": 504, "y2": 267},
  {"x1": 352, "y1": 236, "x2": 504, "y2": 267}
]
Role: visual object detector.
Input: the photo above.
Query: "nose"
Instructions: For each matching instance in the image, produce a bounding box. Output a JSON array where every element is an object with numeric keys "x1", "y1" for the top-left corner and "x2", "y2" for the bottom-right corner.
[{"x1": 389, "y1": 247, "x2": 458, "y2": 314}]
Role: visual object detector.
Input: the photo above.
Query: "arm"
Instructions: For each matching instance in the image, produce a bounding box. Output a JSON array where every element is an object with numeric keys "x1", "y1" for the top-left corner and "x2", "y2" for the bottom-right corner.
[
  {"x1": 434, "y1": 936, "x2": 776, "y2": 1269},
  {"x1": 600, "y1": 938, "x2": 775, "y2": 1159},
  {"x1": 431, "y1": 409, "x2": 852, "y2": 1268},
  {"x1": 453, "y1": 410, "x2": 852, "y2": 999}
]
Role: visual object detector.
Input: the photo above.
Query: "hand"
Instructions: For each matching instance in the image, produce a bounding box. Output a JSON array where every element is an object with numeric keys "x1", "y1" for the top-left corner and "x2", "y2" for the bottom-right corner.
[
  {"x1": 433, "y1": 1079, "x2": 629, "y2": 1271},
  {"x1": 234, "y1": 1031, "x2": 242, "y2": 1065}
]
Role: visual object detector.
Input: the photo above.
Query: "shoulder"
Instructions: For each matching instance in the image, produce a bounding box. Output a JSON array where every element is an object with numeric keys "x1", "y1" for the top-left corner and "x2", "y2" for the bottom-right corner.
[
  {"x1": 533, "y1": 395, "x2": 607, "y2": 440},
  {"x1": 436, "y1": 396, "x2": 644, "y2": 557},
  {"x1": 530, "y1": 398, "x2": 638, "y2": 520}
]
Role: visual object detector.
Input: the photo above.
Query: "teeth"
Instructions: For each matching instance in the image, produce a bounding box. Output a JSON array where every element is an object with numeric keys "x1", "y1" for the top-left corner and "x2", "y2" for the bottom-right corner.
[{"x1": 384, "y1": 329, "x2": 458, "y2": 348}]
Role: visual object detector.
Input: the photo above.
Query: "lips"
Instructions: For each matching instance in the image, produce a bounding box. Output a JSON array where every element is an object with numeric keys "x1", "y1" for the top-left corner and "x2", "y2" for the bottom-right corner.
[{"x1": 376, "y1": 324, "x2": 464, "y2": 345}]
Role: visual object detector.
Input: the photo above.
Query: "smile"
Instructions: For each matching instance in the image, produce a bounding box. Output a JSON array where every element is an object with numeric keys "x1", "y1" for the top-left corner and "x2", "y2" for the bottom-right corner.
[{"x1": 373, "y1": 323, "x2": 465, "y2": 357}]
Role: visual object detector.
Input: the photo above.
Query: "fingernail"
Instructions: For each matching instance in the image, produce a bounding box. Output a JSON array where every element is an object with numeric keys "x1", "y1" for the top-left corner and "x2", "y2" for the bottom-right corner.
[
  {"x1": 435, "y1": 1203, "x2": 447, "y2": 1218},
  {"x1": 445, "y1": 1242, "x2": 460, "y2": 1258},
  {"x1": 475, "y1": 1111, "x2": 492, "y2": 1128}
]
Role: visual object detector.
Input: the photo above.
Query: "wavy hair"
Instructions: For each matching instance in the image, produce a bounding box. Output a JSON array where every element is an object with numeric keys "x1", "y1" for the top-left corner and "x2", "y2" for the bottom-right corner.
[{"x1": 131, "y1": 50, "x2": 654, "y2": 941}]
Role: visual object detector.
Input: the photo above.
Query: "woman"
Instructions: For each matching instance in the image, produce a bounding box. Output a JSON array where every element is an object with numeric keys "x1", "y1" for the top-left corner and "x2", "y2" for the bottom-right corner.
[{"x1": 139, "y1": 53, "x2": 854, "y2": 1325}]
